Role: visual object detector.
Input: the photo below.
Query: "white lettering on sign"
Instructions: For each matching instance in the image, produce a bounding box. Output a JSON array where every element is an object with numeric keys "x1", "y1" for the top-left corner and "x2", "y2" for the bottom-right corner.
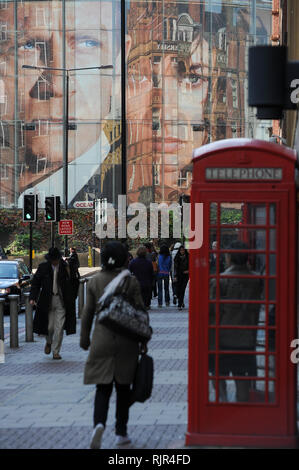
[
  {"x1": 205, "y1": 167, "x2": 283, "y2": 181},
  {"x1": 73, "y1": 201, "x2": 93, "y2": 208}
]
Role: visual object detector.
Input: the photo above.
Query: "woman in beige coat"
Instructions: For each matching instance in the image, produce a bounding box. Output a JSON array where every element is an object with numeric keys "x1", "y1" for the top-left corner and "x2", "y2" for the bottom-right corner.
[{"x1": 80, "y1": 241, "x2": 146, "y2": 449}]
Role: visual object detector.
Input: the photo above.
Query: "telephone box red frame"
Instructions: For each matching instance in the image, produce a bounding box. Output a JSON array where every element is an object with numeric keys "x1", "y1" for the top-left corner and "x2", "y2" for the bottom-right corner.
[{"x1": 187, "y1": 139, "x2": 298, "y2": 448}]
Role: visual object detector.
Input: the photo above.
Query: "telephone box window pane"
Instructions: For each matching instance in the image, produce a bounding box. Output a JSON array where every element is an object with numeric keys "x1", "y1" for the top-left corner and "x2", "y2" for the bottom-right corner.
[
  {"x1": 210, "y1": 203, "x2": 217, "y2": 224},
  {"x1": 270, "y1": 204, "x2": 276, "y2": 225},
  {"x1": 208, "y1": 381, "x2": 216, "y2": 402},
  {"x1": 268, "y1": 329, "x2": 276, "y2": 352},
  {"x1": 269, "y1": 279, "x2": 276, "y2": 300},
  {"x1": 269, "y1": 355, "x2": 276, "y2": 377},
  {"x1": 253, "y1": 254, "x2": 266, "y2": 274},
  {"x1": 269, "y1": 254, "x2": 276, "y2": 275},
  {"x1": 220, "y1": 229, "x2": 267, "y2": 250},
  {"x1": 209, "y1": 354, "x2": 216, "y2": 376},
  {"x1": 219, "y1": 329, "x2": 264, "y2": 351},
  {"x1": 255, "y1": 355, "x2": 266, "y2": 377},
  {"x1": 220, "y1": 203, "x2": 243, "y2": 225},
  {"x1": 209, "y1": 229, "x2": 217, "y2": 248},
  {"x1": 268, "y1": 381, "x2": 276, "y2": 402},
  {"x1": 209, "y1": 256, "x2": 226, "y2": 274},
  {"x1": 219, "y1": 277, "x2": 264, "y2": 299},
  {"x1": 268, "y1": 304, "x2": 276, "y2": 326},
  {"x1": 218, "y1": 379, "x2": 265, "y2": 403},
  {"x1": 269, "y1": 229, "x2": 276, "y2": 250},
  {"x1": 247, "y1": 204, "x2": 267, "y2": 225},
  {"x1": 208, "y1": 329, "x2": 216, "y2": 349}
]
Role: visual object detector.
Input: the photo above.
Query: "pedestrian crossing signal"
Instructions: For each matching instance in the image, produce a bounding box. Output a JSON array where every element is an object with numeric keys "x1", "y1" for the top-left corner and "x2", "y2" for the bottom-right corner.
[{"x1": 23, "y1": 194, "x2": 38, "y2": 222}]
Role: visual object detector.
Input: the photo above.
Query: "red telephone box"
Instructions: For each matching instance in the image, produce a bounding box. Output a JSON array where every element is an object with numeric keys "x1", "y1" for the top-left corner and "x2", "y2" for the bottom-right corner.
[{"x1": 187, "y1": 138, "x2": 298, "y2": 448}]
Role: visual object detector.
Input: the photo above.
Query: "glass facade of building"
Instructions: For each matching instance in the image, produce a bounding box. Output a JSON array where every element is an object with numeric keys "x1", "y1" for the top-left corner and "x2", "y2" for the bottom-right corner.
[{"x1": 0, "y1": 0, "x2": 273, "y2": 209}]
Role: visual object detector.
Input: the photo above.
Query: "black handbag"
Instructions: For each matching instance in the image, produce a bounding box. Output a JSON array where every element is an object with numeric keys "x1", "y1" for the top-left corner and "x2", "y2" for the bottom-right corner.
[
  {"x1": 129, "y1": 353, "x2": 154, "y2": 406},
  {"x1": 96, "y1": 274, "x2": 152, "y2": 342}
]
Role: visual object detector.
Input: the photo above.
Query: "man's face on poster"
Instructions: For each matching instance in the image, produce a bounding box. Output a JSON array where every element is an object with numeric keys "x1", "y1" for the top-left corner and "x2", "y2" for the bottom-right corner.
[
  {"x1": 1, "y1": 0, "x2": 117, "y2": 190},
  {"x1": 127, "y1": 27, "x2": 209, "y2": 196}
]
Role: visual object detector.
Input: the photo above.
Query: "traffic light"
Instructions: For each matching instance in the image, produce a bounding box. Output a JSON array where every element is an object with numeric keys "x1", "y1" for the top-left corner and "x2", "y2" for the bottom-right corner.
[
  {"x1": 45, "y1": 196, "x2": 61, "y2": 222},
  {"x1": 23, "y1": 194, "x2": 38, "y2": 222}
]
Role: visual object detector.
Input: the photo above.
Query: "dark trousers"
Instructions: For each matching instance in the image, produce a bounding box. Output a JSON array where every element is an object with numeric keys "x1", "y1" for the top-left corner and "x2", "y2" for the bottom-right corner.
[
  {"x1": 141, "y1": 284, "x2": 152, "y2": 308},
  {"x1": 171, "y1": 274, "x2": 177, "y2": 298},
  {"x1": 158, "y1": 275, "x2": 170, "y2": 305},
  {"x1": 152, "y1": 274, "x2": 157, "y2": 297},
  {"x1": 177, "y1": 274, "x2": 189, "y2": 307},
  {"x1": 94, "y1": 381, "x2": 131, "y2": 436}
]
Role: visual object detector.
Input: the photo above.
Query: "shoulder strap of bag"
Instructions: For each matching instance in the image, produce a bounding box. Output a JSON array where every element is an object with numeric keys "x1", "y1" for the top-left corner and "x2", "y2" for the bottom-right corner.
[{"x1": 98, "y1": 269, "x2": 130, "y2": 304}]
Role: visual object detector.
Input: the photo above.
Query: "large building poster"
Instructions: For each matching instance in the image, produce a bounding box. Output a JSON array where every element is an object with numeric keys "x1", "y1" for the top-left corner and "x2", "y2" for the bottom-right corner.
[{"x1": 0, "y1": 0, "x2": 272, "y2": 209}]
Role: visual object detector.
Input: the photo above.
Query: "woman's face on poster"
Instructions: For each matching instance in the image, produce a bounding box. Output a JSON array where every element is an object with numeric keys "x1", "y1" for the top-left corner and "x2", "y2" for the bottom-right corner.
[
  {"x1": 1, "y1": 1, "x2": 117, "y2": 186},
  {"x1": 127, "y1": 30, "x2": 209, "y2": 191}
]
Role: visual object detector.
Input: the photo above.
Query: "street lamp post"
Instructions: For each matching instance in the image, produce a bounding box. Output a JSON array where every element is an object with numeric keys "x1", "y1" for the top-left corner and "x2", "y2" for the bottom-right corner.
[{"x1": 22, "y1": 64, "x2": 113, "y2": 255}]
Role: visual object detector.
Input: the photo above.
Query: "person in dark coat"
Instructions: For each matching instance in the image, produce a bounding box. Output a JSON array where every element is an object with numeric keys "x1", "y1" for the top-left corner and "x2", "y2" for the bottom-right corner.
[
  {"x1": 174, "y1": 245, "x2": 189, "y2": 310},
  {"x1": 66, "y1": 247, "x2": 80, "y2": 298},
  {"x1": 29, "y1": 247, "x2": 77, "y2": 360},
  {"x1": 80, "y1": 241, "x2": 148, "y2": 449},
  {"x1": 129, "y1": 246, "x2": 153, "y2": 309}
]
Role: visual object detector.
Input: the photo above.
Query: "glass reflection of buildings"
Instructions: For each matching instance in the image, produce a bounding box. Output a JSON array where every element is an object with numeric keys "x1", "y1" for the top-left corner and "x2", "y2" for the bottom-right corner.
[
  {"x1": 0, "y1": 1, "x2": 273, "y2": 209},
  {"x1": 126, "y1": 0, "x2": 273, "y2": 205}
]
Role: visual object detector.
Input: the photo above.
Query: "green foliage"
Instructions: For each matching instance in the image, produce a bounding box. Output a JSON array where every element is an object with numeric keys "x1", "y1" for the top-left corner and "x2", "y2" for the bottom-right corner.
[{"x1": 7, "y1": 232, "x2": 43, "y2": 253}]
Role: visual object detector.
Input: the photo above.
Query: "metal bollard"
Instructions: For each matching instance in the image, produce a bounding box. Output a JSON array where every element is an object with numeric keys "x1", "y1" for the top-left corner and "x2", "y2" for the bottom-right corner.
[
  {"x1": 24, "y1": 293, "x2": 34, "y2": 342},
  {"x1": 8, "y1": 294, "x2": 19, "y2": 348},
  {"x1": 0, "y1": 298, "x2": 4, "y2": 341},
  {"x1": 78, "y1": 278, "x2": 85, "y2": 319}
]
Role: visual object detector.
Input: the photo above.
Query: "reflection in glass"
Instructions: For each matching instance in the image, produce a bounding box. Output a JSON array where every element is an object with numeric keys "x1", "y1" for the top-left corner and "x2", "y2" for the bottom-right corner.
[
  {"x1": 270, "y1": 229, "x2": 276, "y2": 250},
  {"x1": 270, "y1": 204, "x2": 276, "y2": 225},
  {"x1": 269, "y1": 279, "x2": 276, "y2": 301},
  {"x1": 268, "y1": 355, "x2": 276, "y2": 377},
  {"x1": 217, "y1": 379, "x2": 266, "y2": 403},
  {"x1": 220, "y1": 203, "x2": 243, "y2": 225},
  {"x1": 268, "y1": 329, "x2": 276, "y2": 352},
  {"x1": 268, "y1": 381, "x2": 276, "y2": 402},
  {"x1": 208, "y1": 380, "x2": 216, "y2": 402},
  {"x1": 269, "y1": 254, "x2": 276, "y2": 275},
  {"x1": 210, "y1": 203, "x2": 217, "y2": 224}
]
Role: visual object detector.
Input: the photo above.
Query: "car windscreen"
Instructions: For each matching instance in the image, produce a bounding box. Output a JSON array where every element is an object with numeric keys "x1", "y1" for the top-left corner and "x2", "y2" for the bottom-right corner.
[{"x1": 0, "y1": 264, "x2": 18, "y2": 279}]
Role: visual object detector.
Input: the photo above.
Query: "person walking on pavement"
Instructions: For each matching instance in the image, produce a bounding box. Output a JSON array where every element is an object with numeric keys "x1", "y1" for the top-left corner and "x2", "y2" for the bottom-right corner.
[
  {"x1": 157, "y1": 245, "x2": 172, "y2": 307},
  {"x1": 144, "y1": 242, "x2": 158, "y2": 298},
  {"x1": 66, "y1": 247, "x2": 80, "y2": 299},
  {"x1": 171, "y1": 242, "x2": 181, "y2": 305},
  {"x1": 29, "y1": 247, "x2": 77, "y2": 360},
  {"x1": 80, "y1": 242, "x2": 147, "y2": 449},
  {"x1": 174, "y1": 245, "x2": 189, "y2": 310},
  {"x1": 129, "y1": 246, "x2": 153, "y2": 309}
]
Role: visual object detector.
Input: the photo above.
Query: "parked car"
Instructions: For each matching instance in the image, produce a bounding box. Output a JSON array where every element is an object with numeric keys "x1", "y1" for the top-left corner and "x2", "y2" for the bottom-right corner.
[{"x1": 0, "y1": 260, "x2": 32, "y2": 314}]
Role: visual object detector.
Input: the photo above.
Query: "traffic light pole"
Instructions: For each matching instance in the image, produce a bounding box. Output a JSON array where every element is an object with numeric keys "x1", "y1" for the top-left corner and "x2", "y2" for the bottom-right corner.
[
  {"x1": 51, "y1": 222, "x2": 55, "y2": 248},
  {"x1": 63, "y1": 72, "x2": 69, "y2": 257},
  {"x1": 29, "y1": 222, "x2": 33, "y2": 272},
  {"x1": 92, "y1": 200, "x2": 96, "y2": 267}
]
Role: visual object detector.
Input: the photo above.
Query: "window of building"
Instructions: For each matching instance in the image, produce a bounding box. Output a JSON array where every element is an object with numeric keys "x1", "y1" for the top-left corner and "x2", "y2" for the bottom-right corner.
[
  {"x1": 153, "y1": 164, "x2": 160, "y2": 185},
  {"x1": 217, "y1": 76, "x2": 226, "y2": 104},
  {"x1": 0, "y1": 121, "x2": 9, "y2": 148},
  {"x1": 36, "y1": 8, "x2": 47, "y2": 27},
  {"x1": 0, "y1": 1, "x2": 8, "y2": 9},
  {"x1": 178, "y1": 170, "x2": 190, "y2": 188},
  {"x1": 231, "y1": 78, "x2": 238, "y2": 109},
  {"x1": 217, "y1": 27, "x2": 227, "y2": 51},
  {"x1": 36, "y1": 156, "x2": 47, "y2": 174},
  {"x1": 0, "y1": 164, "x2": 8, "y2": 179},
  {"x1": 0, "y1": 196, "x2": 8, "y2": 208},
  {"x1": 152, "y1": 108, "x2": 161, "y2": 134},
  {"x1": 37, "y1": 76, "x2": 49, "y2": 101},
  {"x1": 0, "y1": 23, "x2": 7, "y2": 41}
]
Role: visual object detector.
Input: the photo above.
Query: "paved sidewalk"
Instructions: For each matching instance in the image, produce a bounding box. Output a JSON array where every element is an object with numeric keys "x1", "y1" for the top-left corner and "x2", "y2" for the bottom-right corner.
[{"x1": 0, "y1": 290, "x2": 189, "y2": 449}]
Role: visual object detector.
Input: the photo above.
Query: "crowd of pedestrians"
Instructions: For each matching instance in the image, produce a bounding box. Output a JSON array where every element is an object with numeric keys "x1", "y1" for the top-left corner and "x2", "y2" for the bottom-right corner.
[{"x1": 27, "y1": 239, "x2": 188, "y2": 449}]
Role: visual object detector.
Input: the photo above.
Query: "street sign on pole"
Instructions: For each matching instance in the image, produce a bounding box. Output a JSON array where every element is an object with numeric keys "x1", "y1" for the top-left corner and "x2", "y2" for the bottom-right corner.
[{"x1": 59, "y1": 220, "x2": 73, "y2": 235}]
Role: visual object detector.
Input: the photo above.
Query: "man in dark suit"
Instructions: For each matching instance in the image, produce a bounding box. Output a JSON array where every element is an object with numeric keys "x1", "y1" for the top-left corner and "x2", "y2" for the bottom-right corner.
[{"x1": 29, "y1": 247, "x2": 77, "y2": 360}]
